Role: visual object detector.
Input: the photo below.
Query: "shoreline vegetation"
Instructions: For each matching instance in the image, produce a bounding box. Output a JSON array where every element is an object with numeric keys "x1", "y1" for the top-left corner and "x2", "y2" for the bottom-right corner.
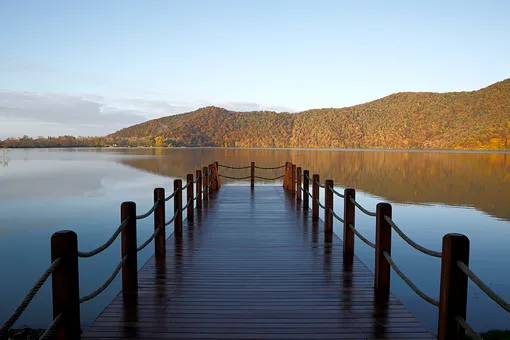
[
  {"x1": 2, "y1": 145, "x2": 510, "y2": 154},
  {"x1": 1, "y1": 79, "x2": 510, "y2": 151}
]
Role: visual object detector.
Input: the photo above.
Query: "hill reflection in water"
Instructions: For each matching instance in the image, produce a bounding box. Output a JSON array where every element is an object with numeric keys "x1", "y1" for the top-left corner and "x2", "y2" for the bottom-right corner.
[{"x1": 114, "y1": 148, "x2": 510, "y2": 221}]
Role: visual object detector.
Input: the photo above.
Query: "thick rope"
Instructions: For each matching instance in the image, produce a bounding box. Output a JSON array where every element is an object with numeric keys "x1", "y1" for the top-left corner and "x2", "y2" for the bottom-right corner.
[
  {"x1": 254, "y1": 175, "x2": 285, "y2": 181},
  {"x1": 192, "y1": 176, "x2": 202, "y2": 184},
  {"x1": 38, "y1": 313, "x2": 62, "y2": 340},
  {"x1": 384, "y1": 216, "x2": 442, "y2": 258},
  {"x1": 254, "y1": 164, "x2": 285, "y2": 170},
  {"x1": 349, "y1": 197, "x2": 377, "y2": 217},
  {"x1": 136, "y1": 200, "x2": 159, "y2": 220},
  {"x1": 315, "y1": 197, "x2": 326, "y2": 210},
  {"x1": 456, "y1": 316, "x2": 484, "y2": 340},
  {"x1": 383, "y1": 251, "x2": 439, "y2": 306},
  {"x1": 181, "y1": 182, "x2": 191, "y2": 190},
  {"x1": 218, "y1": 164, "x2": 251, "y2": 170},
  {"x1": 307, "y1": 190, "x2": 313, "y2": 198},
  {"x1": 165, "y1": 189, "x2": 177, "y2": 202},
  {"x1": 0, "y1": 258, "x2": 61, "y2": 336},
  {"x1": 348, "y1": 223, "x2": 375, "y2": 248},
  {"x1": 165, "y1": 210, "x2": 178, "y2": 227},
  {"x1": 78, "y1": 218, "x2": 128, "y2": 258},
  {"x1": 79, "y1": 255, "x2": 127, "y2": 303},
  {"x1": 457, "y1": 261, "x2": 510, "y2": 313},
  {"x1": 305, "y1": 173, "x2": 312, "y2": 181},
  {"x1": 330, "y1": 208, "x2": 344, "y2": 223},
  {"x1": 330, "y1": 186, "x2": 345, "y2": 198},
  {"x1": 182, "y1": 199, "x2": 191, "y2": 211},
  {"x1": 137, "y1": 227, "x2": 161, "y2": 252},
  {"x1": 219, "y1": 174, "x2": 252, "y2": 180},
  {"x1": 315, "y1": 179, "x2": 325, "y2": 188}
]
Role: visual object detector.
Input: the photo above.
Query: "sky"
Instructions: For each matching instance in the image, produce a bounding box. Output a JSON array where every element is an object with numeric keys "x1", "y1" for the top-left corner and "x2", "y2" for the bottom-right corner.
[{"x1": 0, "y1": 0, "x2": 509, "y2": 138}]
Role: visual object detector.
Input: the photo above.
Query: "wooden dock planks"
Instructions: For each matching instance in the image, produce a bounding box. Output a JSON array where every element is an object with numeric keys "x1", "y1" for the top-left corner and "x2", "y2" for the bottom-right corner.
[{"x1": 82, "y1": 186, "x2": 435, "y2": 339}]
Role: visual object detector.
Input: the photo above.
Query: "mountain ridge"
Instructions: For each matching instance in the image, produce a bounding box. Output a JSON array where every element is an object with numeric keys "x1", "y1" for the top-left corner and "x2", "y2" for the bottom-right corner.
[{"x1": 108, "y1": 78, "x2": 510, "y2": 150}]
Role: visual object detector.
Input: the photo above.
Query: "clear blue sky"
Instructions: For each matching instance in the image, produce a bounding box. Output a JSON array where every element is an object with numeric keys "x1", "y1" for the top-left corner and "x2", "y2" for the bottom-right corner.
[{"x1": 1, "y1": 0, "x2": 509, "y2": 138}]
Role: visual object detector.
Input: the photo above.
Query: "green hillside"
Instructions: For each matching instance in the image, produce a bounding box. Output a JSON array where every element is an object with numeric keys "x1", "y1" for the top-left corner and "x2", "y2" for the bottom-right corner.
[{"x1": 109, "y1": 79, "x2": 510, "y2": 150}]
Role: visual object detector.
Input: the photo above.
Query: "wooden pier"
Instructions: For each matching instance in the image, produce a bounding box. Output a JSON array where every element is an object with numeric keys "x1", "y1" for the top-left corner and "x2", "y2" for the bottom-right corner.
[
  {"x1": 3, "y1": 162, "x2": 506, "y2": 340},
  {"x1": 82, "y1": 186, "x2": 435, "y2": 339}
]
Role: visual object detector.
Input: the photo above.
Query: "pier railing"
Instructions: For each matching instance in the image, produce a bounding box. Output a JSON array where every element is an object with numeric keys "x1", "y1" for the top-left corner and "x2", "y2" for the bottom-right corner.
[
  {"x1": 279, "y1": 161, "x2": 509, "y2": 340},
  {"x1": 2, "y1": 160, "x2": 508, "y2": 340},
  {"x1": 0, "y1": 162, "x2": 223, "y2": 340}
]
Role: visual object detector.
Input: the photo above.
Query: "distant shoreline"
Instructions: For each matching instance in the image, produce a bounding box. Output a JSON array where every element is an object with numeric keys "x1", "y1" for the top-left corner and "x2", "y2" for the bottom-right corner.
[{"x1": 3, "y1": 146, "x2": 510, "y2": 154}]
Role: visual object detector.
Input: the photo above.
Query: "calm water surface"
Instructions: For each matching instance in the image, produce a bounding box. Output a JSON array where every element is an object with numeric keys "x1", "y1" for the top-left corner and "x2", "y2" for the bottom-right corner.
[{"x1": 0, "y1": 148, "x2": 509, "y2": 334}]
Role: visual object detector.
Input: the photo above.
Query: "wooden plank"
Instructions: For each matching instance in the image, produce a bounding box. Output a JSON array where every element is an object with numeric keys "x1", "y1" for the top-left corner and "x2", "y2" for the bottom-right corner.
[{"x1": 82, "y1": 186, "x2": 435, "y2": 339}]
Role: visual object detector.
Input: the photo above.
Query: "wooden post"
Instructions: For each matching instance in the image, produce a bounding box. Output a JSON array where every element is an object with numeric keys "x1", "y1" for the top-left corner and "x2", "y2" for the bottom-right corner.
[
  {"x1": 374, "y1": 202, "x2": 392, "y2": 300},
  {"x1": 186, "y1": 174, "x2": 194, "y2": 221},
  {"x1": 154, "y1": 188, "x2": 166, "y2": 258},
  {"x1": 203, "y1": 166, "x2": 209, "y2": 201},
  {"x1": 251, "y1": 162, "x2": 255, "y2": 189},
  {"x1": 208, "y1": 164, "x2": 214, "y2": 192},
  {"x1": 121, "y1": 201, "x2": 138, "y2": 295},
  {"x1": 303, "y1": 170, "x2": 309, "y2": 211},
  {"x1": 296, "y1": 167, "x2": 302, "y2": 202},
  {"x1": 210, "y1": 163, "x2": 219, "y2": 191},
  {"x1": 215, "y1": 161, "x2": 221, "y2": 188},
  {"x1": 437, "y1": 234, "x2": 470, "y2": 340},
  {"x1": 343, "y1": 188, "x2": 356, "y2": 267},
  {"x1": 286, "y1": 163, "x2": 292, "y2": 191},
  {"x1": 196, "y1": 170, "x2": 202, "y2": 209},
  {"x1": 324, "y1": 180, "x2": 334, "y2": 233},
  {"x1": 174, "y1": 179, "x2": 182, "y2": 236},
  {"x1": 292, "y1": 164, "x2": 297, "y2": 194},
  {"x1": 51, "y1": 231, "x2": 81, "y2": 339},
  {"x1": 283, "y1": 162, "x2": 289, "y2": 189},
  {"x1": 312, "y1": 174, "x2": 319, "y2": 220}
]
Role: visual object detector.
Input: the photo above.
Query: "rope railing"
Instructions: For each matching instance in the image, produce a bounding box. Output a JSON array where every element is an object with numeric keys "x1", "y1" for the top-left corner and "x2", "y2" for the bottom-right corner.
[
  {"x1": 315, "y1": 197, "x2": 326, "y2": 210},
  {"x1": 349, "y1": 196, "x2": 376, "y2": 217},
  {"x1": 165, "y1": 189, "x2": 177, "y2": 202},
  {"x1": 284, "y1": 163, "x2": 499, "y2": 340},
  {"x1": 137, "y1": 227, "x2": 161, "y2": 252},
  {"x1": 218, "y1": 164, "x2": 251, "y2": 170},
  {"x1": 1, "y1": 163, "x2": 220, "y2": 337},
  {"x1": 182, "y1": 198, "x2": 191, "y2": 211},
  {"x1": 219, "y1": 174, "x2": 252, "y2": 180},
  {"x1": 254, "y1": 164, "x2": 285, "y2": 170},
  {"x1": 329, "y1": 186, "x2": 344, "y2": 198},
  {"x1": 382, "y1": 251, "x2": 440, "y2": 307},
  {"x1": 79, "y1": 255, "x2": 128, "y2": 304},
  {"x1": 348, "y1": 223, "x2": 375, "y2": 249},
  {"x1": 0, "y1": 258, "x2": 61, "y2": 337},
  {"x1": 384, "y1": 215, "x2": 442, "y2": 258},
  {"x1": 254, "y1": 174, "x2": 285, "y2": 181},
  {"x1": 329, "y1": 208, "x2": 344, "y2": 223},
  {"x1": 456, "y1": 316, "x2": 484, "y2": 340},
  {"x1": 457, "y1": 261, "x2": 510, "y2": 313},
  {"x1": 315, "y1": 179, "x2": 325, "y2": 188},
  {"x1": 136, "y1": 200, "x2": 159, "y2": 220},
  {"x1": 165, "y1": 210, "x2": 178, "y2": 227},
  {"x1": 38, "y1": 313, "x2": 62, "y2": 340},
  {"x1": 77, "y1": 218, "x2": 128, "y2": 258}
]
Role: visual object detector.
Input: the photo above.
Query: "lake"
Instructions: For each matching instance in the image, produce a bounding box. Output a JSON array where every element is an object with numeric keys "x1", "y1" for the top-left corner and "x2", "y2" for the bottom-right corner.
[{"x1": 0, "y1": 148, "x2": 509, "y2": 334}]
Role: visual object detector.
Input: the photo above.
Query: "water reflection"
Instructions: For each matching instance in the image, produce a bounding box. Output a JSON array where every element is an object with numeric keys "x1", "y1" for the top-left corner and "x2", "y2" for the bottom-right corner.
[
  {"x1": 113, "y1": 148, "x2": 510, "y2": 221},
  {"x1": 0, "y1": 148, "x2": 508, "y2": 333}
]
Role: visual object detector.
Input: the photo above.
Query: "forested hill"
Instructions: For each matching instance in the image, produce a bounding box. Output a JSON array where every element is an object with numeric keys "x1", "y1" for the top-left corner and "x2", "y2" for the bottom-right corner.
[
  {"x1": 1, "y1": 79, "x2": 509, "y2": 150},
  {"x1": 110, "y1": 79, "x2": 510, "y2": 150}
]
